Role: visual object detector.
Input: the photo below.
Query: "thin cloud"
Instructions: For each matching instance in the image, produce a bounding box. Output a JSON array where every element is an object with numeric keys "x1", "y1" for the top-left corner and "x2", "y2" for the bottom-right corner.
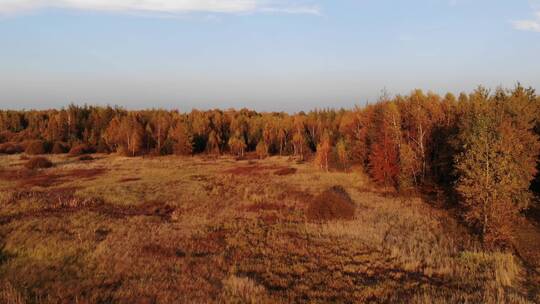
[
  {"x1": 259, "y1": 5, "x2": 320, "y2": 15},
  {"x1": 0, "y1": 0, "x2": 320, "y2": 15},
  {"x1": 512, "y1": 10, "x2": 540, "y2": 33}
]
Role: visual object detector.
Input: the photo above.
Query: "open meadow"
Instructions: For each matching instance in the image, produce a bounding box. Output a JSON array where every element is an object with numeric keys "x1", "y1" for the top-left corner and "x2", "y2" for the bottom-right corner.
[{"x1": 1, "y1": 153, "x2": 539, "y2": 303}]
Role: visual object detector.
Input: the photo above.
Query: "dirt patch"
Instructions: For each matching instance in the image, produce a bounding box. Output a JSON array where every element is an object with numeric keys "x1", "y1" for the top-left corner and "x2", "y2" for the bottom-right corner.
[
  {"x1": 17, "y1": 172, "x2": 66, "y2": 188},
  {"x1": 142, "y1": 230, "x2": 226, "y2": 260},
  {"x1": 244, "y1": 202, "x2": 292, "y2": 213},
  {"x1": 118, "y1": 177, "x2": 142, "y2": 183},
  {"x1": 0, "y1": 194, "x2": 176, "y2": 225},
  {"x1": 78, "y1": 155, "x2": 94, "y2": 161},
  {"x1": 225, "y1": 164, "x2": 285, "y2": 175},
  {"x1": 0, "y1": 168, "x2": 107, "y2": 188},
  {"x1": 142, "y1": 244, "x2": 185, "y2": 258},
  {"x1": 306, "y1": 186, "x2": 356, "y2": 222},
  {"x1": 274, "y1": 167, "x2": 297, "y2": 176},
  {"x1": 67, "y1": 168, "x2": 107, "y2": 180},
  {"x1": 3, "y1": 187, "x2": 79, "y2": 205}
]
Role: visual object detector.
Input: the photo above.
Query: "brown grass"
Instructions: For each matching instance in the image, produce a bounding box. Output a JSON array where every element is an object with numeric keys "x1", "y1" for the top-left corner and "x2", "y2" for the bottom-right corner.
[
  {"x1": 274, "y1": 167, "x2": 297, "y2": 176},
  {"x1": 306, "y1": 185, "x2": 356, "y2": 221},
  {"x1": 0, "y1": 154, "x2": 536, "y2": 303},
  {"x1": 24, "y1": 157, "x2": 53, "y2": 170}
]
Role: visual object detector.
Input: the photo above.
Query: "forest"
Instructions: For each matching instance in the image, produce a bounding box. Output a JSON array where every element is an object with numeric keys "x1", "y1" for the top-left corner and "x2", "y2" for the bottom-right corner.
[{"x1": 1, "y1": 85, "x2": 539, "y2": 249}]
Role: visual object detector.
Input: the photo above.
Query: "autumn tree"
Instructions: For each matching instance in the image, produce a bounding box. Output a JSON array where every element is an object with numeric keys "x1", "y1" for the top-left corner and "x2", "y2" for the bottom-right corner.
[
  {"x1": 228, "y1": 133, "x2": 247, "y2": 157},
  {"x1": 398, "y1": 143, "x2": 419, "y2": 190},
  {"x1": 315, "y1": 132, "x2": 332, "y2": 171},
  {"x1": 455, "y1": 87, "x2": 539, "y2": 247},
  {"x1": 256, "y1": 141, "x2": 268, "y2": 159},
  {"x1": 169, "y1": 120, "x2": 193, "y2": 156},
  {"x1": 103, "y1": 114, "x2": 144, "y2": 156},
  {"x1": 149, "y1": 111, "x2": 171, "y2": 154},
  {"x1": 339, "y1": 107, "x2": 368, "y2": 165},
  {"x1": 368, "y1": 103, "x2": 401, "y2": 186},
  {"x1": 335, "y1": 138, "x2": 350, "y2": 171},
  {"x1": 206, "y1": 130, "x2": 221, "y2": 155}
]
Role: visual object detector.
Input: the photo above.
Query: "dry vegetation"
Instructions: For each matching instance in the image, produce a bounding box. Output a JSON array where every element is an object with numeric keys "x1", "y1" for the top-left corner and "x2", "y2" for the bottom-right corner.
[{"x1": 0, "y1": 153, "x2": 539, "y2": 303}]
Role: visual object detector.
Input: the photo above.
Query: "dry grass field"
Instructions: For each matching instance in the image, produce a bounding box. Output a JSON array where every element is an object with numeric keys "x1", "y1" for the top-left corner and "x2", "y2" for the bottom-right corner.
[{"x1": 0, "y1": 153, "x2": 539, "y2": 303}]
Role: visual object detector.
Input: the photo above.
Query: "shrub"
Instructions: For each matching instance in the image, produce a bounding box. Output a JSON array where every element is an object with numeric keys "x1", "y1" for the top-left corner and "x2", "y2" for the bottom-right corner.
[
  {"x1": 0, "y1": 142, "x2": 24, "y2": 155},
  {"x1": 69, "y1": 144, "x2": 95, "y2": 156},
  {"x1": 25, "y1": 140, "x2": 47, "y2": 155},
  {"x1": 51, "y1": 142, "x2": 69, "y2": 154},
  {"x1": 0, "y1": 131, "x2": 15, "y2": 144},
  {"x1": 24, "y1": 157, "x2": 53, "y2": 170},
  {"x1": 307, "y1": 186, "x2": 356, "y2": 222}
]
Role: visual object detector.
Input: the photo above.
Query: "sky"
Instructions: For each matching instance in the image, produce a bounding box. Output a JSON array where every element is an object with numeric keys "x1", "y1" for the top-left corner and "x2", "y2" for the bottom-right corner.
[{"x1": 0, "y1": 0, "x2": 539, "y2": 112}]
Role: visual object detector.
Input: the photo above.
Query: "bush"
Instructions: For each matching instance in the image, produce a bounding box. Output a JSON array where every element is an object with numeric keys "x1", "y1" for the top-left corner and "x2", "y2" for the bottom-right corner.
[
  {"x1": 24, "y1": 157, "x2": 53, "y2": 169},
  {"x1": 0, "y1": 131, "x2": 14, "y2": 144},
  {"x1": 307, "y1": 186, "x2": 356, "y2": 222},
  {"x1": 51, "y1": 142, "x2": 69, "y2": 154},
  {"x1": 0, "y1": 142, "x2": 24, "y2": 155},
  {"x1": 69, "y1": 144, "x2": 95, "y2": 156},
  {"x1": 25, "y1": 140, "x2": 47, "y2": 155}
]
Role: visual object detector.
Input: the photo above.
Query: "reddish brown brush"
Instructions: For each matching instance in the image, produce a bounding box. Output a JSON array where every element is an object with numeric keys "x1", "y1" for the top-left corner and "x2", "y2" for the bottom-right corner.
[
  {"x1": 69, "y1": 144, "x2": 95, "y2": 156},
  {"x1": 0, "y1": 142, "x2": 24, "y2": 154},
  {"x1": 0, "y1": 167, "x2": 107, "y2": 188},
  {"x1": 66, "y1": 168, "x2": 107, "y2": 179},
  {"x1": 274, "y1": 167, "x2": 297, "y2": 176},
  {"x1": 225, "y1": 164, "x2": 284, "y2": 175},
  {"x1": 306, "y1": 186, "x2": 356, "y2": 222},
  {"x1": 118, "y1": 177, "x2": 141, "y2": 183},
  {"x1": 18, "y1": 173, "x2": 64, "y2": 188}
]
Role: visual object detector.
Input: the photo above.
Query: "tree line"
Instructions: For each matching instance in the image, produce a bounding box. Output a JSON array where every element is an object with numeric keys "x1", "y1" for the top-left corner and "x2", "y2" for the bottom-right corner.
[{"x1": 1, "y1": 85, "x2": 539, "y2": 248}]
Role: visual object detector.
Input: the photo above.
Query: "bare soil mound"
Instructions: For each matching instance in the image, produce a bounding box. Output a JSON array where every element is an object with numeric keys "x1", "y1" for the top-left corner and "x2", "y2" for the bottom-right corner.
[{"x1": 307, "y1": 185, "x2": 356, "y2": 222}]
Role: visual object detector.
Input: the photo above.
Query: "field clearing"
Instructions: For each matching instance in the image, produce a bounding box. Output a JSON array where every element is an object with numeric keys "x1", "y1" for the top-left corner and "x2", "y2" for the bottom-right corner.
[{"x1": 0, "y1": 154, "x2": 538, "y2": 303}]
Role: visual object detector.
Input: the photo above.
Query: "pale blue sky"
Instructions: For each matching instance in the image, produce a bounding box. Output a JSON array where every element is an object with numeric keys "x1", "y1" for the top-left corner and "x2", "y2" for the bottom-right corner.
[{"x1": 1, "y1": 0, "x2": 539, "y2": 111}]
